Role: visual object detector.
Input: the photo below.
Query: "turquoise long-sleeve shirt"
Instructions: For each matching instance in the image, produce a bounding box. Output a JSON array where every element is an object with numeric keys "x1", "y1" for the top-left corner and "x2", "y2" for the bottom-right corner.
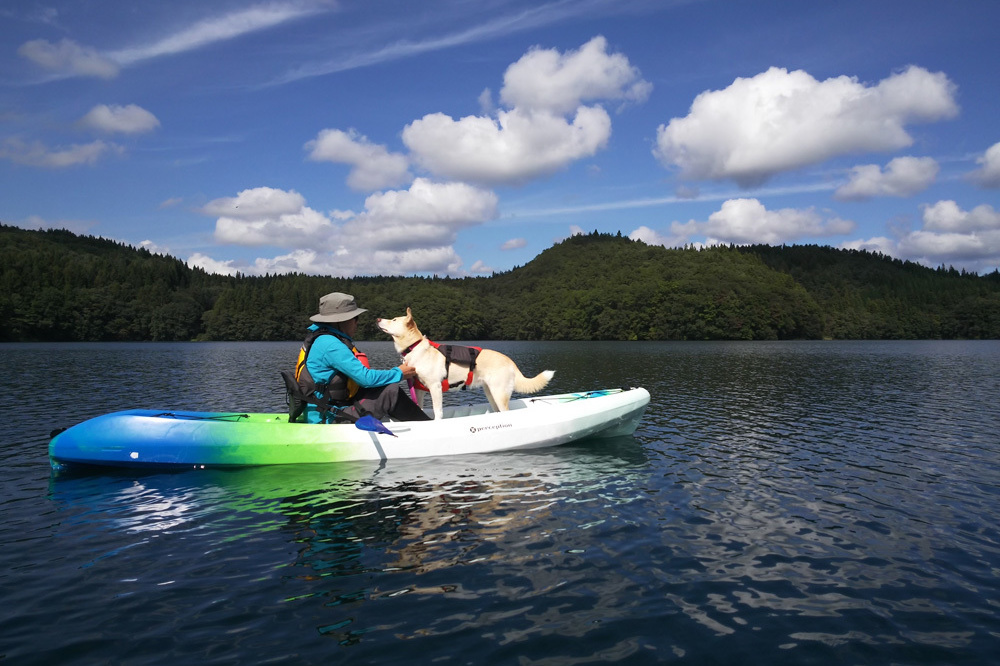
[{"x1": 303, "y1": 324, "x2": 402, "y2": 423}]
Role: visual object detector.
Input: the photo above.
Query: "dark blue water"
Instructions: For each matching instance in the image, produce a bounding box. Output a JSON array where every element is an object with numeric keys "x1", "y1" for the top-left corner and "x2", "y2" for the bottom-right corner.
[{"x1": 2, "y1": 341, "x2": 999, "y2": 665}]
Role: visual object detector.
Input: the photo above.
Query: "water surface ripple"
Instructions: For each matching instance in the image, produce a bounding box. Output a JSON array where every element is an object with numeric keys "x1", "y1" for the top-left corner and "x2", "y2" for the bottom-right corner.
[{"x1": 1, "y1": 341, "x2": 999, "y2": 664}]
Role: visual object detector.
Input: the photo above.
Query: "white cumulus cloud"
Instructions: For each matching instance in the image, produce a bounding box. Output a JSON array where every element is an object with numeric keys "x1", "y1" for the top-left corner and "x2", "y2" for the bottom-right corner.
[
  {"x1": 847, "y1": 200, "x2": 1000, "y2": 272},
  {"x1": 469, "y1": 259, "x2": 493, "y2": 273},
  {"x1": 403, "y1": 106, "x2": 611, "y2": 185},
  {"x1": 203, "y1": 187, "x2": 335, "y2": 249},
  {"x1": 635, "y1": 199, "x2": 855, "y2": 248},
  {"x1": 655, "y1": 66, "x2": 958, "y2": 187},
  {"x1": 139, "y1": 239, "x2": 170, "y2": 255},
  {"x1": 249, "y1": 246, "x2": 467, "y2": 278},
  {"x1": 835, "y1": 156, "x2": 939, "y2": 200},
  {"x1": 898, "y1": 230, "x2": 998, "y2": 263},
  {"x1": 343, "y1": 178, "x2": 498, "y2": 252},
  {"x1": 203, "y1": 186, "x2": 308, "y2": 219},
  {"x1": 969, "y1": 141, "x2": 1000, "y2": 188},
  {"x1": 305, "y1": 128, "x2": 411, "y2": 191},
  {"x1": 250, "y1": 249, "x2": 346, "y2": 276},
  {"x1": 499, "y1": 35, "x2": 651, "y2": 115},
  {"x1": 627, "y1": 226, "x2": 657, "y2": 244},
  {"x1": 921, "y1": 200, "x2": 1000, "y2": 233},
  {"x1": 701, "y1": 198, "x2": 854, "y2": 244},
  {"x1": 628, "y1": 225, "x2": 687, "y2": 248},
  {"x1": 402, "y1": 36, "x2": 647, "y2": 186},
  {"x1": 79, "y1": 104, "x2": 161, "y2": 134},
  {"x1": 198, "y1": 180, "x2": 497, "y2": 276},
  {"x1": 187, "y1": 252, "x2": 242, "y2": 277}
]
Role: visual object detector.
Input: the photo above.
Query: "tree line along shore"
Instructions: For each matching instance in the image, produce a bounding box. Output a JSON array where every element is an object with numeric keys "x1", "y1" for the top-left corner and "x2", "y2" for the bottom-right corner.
[{"x1": 2, "y1": 223, "x2": 999, "y2": 343}]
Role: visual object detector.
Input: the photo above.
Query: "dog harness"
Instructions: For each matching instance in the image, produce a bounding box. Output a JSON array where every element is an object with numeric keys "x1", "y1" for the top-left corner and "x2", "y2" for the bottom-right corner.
[{"x1": 402, "y1": 339, "x2": 481, "y2": 392}]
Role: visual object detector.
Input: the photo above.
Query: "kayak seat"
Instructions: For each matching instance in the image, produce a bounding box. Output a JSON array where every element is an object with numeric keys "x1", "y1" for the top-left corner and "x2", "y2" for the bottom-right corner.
[{"x1": 280, "y1": 370, "x2": 306, "y2": 423}]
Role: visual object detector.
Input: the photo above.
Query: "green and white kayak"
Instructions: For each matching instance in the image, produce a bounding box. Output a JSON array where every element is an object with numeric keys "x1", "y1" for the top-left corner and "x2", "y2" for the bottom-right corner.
[{"x1": 49, "y1": 388, "x2": 650, "y2": 470}]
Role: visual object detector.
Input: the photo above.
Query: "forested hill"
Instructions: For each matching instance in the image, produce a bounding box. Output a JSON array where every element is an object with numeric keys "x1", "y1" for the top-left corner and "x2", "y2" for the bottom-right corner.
[{"x1": 2, "y1": 223, "x2": 999, "y2": 342}]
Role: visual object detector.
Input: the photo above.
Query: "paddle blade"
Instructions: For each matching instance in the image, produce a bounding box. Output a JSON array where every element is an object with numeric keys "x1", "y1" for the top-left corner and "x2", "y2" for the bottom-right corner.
[{"x1": 355, "y1": 415, "x2": 396, "y2": 437}]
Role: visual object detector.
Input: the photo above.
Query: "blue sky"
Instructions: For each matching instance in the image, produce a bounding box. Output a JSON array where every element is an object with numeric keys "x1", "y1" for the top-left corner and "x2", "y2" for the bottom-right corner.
[{"x1": 2, "y1": 0, "x2": 999, "y2": 277}]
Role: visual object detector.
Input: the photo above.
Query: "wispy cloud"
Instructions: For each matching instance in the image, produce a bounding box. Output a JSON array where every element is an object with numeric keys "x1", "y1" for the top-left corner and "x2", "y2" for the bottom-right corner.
[
  {"x1": 265, "y1": 0, "x2": 653, "y2": 86},
  {"x1": 108, "y1": 3, "x2": 331, "y2": 66},
  {"x1": 503, "y1": 181, "x2": 839, "y2": 220},
  {"x1": 19, "y1": 2, "x2": 332, "y2": 79},
  {"x1": 0, "y1": 137, "x2": 121, "y2": 168}
]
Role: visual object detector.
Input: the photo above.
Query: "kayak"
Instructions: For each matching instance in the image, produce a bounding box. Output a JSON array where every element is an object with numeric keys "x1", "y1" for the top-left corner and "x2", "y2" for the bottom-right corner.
[{"x1": 49, "y1": 387, "x2": 650, "y2": 470}]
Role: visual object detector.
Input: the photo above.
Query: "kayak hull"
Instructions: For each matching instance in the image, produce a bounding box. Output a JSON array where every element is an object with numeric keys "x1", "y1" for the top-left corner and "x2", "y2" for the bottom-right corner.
[{"x1": 49, "y1": 388, "x2": 650, "y2": 469}]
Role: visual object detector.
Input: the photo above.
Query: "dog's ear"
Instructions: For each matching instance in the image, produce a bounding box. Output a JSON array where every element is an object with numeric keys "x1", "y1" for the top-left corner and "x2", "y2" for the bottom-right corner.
[{"x1": 405, "y1": 307, "x2": 412, "y2": 319}]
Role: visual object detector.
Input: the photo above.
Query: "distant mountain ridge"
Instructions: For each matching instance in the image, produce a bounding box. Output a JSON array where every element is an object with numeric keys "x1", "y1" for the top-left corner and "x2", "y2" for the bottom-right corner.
[{"x1": 2, "y1": 223, "x2": 998, "y2": 341}]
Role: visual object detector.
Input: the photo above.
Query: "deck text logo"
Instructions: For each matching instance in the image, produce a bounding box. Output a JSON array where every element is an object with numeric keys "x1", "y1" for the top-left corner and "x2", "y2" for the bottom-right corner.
[{"x1": 469, "y1": 423, "x2": 512, "y2": 434}]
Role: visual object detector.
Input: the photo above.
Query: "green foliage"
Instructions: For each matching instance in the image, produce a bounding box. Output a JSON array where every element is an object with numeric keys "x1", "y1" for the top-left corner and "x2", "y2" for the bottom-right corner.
[
  {"x1": 2, "y1": 224, "x2": 999, "y2": 342},
  {"x1": 0, "y1": 225, "x2": 219, "y2": 341},
  {"x1": 484, "y1": 234, "x2": 822, "y2": 340},
  {"x1": 738, "y1": 244, "x2": 1000, "y2": 339}
]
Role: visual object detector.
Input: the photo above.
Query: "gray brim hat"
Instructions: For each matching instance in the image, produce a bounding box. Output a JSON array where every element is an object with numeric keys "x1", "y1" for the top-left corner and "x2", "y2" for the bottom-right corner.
[{"x1": 310, "y1": 292, "x2": 367, "y2": 323}]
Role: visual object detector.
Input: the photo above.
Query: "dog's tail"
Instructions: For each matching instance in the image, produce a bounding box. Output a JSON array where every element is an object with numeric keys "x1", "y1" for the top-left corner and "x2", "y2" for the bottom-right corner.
[{"x1": 514, "y1": 369, "x2": 555, "y2": 394}]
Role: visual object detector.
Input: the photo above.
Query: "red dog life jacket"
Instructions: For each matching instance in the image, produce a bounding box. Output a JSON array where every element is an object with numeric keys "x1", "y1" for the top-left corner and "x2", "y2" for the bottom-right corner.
[{"x1": 411, "y1": 341, "x2": 481, "y2": 393}]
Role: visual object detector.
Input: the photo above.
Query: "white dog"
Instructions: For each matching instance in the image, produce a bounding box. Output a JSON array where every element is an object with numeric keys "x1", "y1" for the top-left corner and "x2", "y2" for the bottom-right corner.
[{"x1": 377, "y1": 307, "x2": 554, "y2": 419}]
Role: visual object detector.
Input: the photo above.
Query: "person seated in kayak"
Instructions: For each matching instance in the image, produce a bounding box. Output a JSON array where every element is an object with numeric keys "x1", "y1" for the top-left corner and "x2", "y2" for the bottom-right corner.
[{"x1": 297, "y1": 292, "x2": 430, "y2": 424}]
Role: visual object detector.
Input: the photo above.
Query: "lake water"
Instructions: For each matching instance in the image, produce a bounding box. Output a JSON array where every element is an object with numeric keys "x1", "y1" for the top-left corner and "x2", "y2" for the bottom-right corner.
[{"x1": 2, "y1": 340, "x2": 999, "y2": 665}]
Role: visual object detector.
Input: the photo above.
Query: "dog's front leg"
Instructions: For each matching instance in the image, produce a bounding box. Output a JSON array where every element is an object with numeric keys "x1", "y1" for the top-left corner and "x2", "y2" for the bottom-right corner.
[{"x1": 427, "y1": 383, "x2": 445, "y2": 420}]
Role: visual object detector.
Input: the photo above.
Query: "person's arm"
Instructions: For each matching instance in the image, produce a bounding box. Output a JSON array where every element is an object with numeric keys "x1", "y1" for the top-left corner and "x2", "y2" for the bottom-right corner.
[
  {"x1": 339, "y1": 350, "x2": 403, "y2": 387},
  {"x1": 311, "y1": 337, "x2": 403, "y2": 387}
]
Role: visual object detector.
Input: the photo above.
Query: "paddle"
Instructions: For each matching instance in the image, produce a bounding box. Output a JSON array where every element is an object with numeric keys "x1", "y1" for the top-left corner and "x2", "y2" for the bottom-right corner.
[{"x1": 354, "y1": 414, "x2": 397, "y2": 437}]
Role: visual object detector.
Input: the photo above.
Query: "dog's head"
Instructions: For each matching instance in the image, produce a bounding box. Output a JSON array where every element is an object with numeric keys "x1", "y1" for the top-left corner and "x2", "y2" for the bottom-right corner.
[{"x1": 376, "y1": 307, "x2": 421, "y2": 343}]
